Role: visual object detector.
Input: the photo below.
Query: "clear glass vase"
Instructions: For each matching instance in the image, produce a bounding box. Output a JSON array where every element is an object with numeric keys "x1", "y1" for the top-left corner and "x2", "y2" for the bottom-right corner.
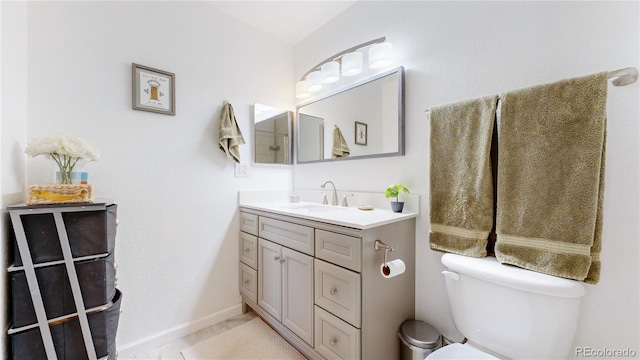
[{"x1": 52, "y1": 158, "x2": 86, "y2": 185}]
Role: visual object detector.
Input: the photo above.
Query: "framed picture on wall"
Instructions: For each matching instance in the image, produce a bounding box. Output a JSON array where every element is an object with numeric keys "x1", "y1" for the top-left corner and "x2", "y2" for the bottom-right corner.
[
  {"x1": 132, "y1": 63, "x2": 175, "y2": 115},
  {"x1": 355, "y1": 121, "x2": 367, "y2": 145}
]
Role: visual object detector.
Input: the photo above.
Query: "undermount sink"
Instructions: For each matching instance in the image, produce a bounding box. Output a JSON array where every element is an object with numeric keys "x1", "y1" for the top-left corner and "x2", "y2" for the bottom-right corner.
[{"x1": 282, "y1": 203, "x2": 345, "y2": 213}]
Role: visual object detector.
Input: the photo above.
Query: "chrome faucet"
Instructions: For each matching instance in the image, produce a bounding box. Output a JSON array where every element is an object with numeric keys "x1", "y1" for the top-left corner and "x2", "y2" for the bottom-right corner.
[{"x1": 321, "y1": 180, "x2": 339, "y2": 206}]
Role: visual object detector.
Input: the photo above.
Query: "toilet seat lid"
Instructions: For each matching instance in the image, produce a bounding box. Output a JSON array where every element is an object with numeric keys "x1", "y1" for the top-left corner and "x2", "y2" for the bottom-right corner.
[{"x1": 425, "y1": 343, "x2": 498, "y2": 359}]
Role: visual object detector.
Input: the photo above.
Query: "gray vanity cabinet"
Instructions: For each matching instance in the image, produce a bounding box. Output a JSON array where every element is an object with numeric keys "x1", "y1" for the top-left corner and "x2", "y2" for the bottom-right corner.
[
  {"x1": 239, "y1": 207, "x2": 416, "y2": 360},
  {"x1": 257, "y1": 238, "x2": 282, "y2": 318}
]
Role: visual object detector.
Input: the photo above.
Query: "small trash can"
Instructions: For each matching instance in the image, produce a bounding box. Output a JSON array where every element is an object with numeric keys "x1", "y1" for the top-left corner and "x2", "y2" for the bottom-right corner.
[{"x1": 398, "y1": 320, "x2": 442, "y2": 360}]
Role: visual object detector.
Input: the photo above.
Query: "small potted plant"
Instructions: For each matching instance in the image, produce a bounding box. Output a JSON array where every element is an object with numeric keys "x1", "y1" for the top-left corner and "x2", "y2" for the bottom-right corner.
[{"x1": 385, "y1": 184, "x2": 410, "y2": 213}]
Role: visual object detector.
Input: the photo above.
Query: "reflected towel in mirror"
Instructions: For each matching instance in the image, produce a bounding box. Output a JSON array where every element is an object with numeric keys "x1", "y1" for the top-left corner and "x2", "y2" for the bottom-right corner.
[{"x1": 331, "y1": 126, "x2": 350, "y2": 158}]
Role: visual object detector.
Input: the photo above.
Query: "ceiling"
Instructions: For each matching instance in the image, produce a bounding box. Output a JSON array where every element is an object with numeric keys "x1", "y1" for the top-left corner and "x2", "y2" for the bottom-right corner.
[{"x1": 208, "y1": 1, "x2": 357, "y2": 44}]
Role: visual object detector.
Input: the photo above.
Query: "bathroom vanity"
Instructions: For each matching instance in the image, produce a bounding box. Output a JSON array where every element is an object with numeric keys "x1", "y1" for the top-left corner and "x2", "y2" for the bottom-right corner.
[{"x1": 238, "y1": 200, "x2": 416, "y2": 360}]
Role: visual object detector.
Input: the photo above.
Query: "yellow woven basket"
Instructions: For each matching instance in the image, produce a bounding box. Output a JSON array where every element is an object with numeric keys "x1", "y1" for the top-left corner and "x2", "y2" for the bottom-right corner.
[{"x1": 27, "y1": 184, "x2": 94, "y2": 205}]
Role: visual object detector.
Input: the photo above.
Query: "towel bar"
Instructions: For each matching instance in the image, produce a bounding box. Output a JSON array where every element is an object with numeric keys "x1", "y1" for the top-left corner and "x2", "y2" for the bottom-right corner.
[
  {"x1": 607, "y1": 67, "x2": 638, "y2": 86},
  {"x1": 425, "y1": 67, "x2": 638, "y2": 114}
]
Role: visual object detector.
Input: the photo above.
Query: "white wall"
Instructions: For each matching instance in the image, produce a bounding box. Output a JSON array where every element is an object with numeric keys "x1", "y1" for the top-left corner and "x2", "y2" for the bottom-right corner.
[
  {"x1": 294, "y1": 1, "x2": 639, "y2": 356},
  {"x1": 1, "y1": 3, "x2": 29, "y2": 359},
  {"x1": 3, "y1": 1, "x2": 294, "y2": 356}
]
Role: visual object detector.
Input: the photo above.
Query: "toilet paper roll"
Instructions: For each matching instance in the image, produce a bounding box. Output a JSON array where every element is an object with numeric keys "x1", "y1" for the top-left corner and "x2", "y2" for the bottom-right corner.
[{"x1": 380, "y1": 259, "x2": 406, "y2": 278}]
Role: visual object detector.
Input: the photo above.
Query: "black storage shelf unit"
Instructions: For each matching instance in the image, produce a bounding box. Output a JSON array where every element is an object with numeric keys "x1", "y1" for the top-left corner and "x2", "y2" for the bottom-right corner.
[{"x1": 7, "y1": 201, "x2": 121, "y2": 360}]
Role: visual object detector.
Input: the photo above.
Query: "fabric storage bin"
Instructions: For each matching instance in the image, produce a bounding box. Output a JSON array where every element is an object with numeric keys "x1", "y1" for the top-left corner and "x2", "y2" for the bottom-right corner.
[
  {"x1": 11, "y1": 253, "x2": 116, "y2": 328},
  {"x1": 10, "y1": 289, "x2": 122, "y2": 360},
  {"x1": 12, "y1": 204, "x2": 117, "y2": 266}
]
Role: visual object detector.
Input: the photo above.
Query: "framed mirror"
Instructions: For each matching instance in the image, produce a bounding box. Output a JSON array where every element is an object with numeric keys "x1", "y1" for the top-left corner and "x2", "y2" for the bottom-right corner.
[
  {"x1": 296, "y1": 66, "x2": 404, "y2": 163},
  {"x1": 254, "y1": 103, "x2": 293, "y2": 164}
]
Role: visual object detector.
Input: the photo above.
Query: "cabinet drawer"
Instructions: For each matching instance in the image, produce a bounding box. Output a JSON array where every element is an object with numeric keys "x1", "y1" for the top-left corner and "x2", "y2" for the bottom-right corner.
[
  {"x1": 239, "y1": 232, "x2": 257, "y2": 269},
  {"x1": 259, "y1": 217, "x2": 314, "y2": 256},
  {"x1": 240, "y1": 212, "x2": 258, "y2": 236},
  {"x1": 314, "y1": 305, "x2": 360, "y2": 360},
  {"x1": 239, "y1": 262, "x2": 257, "y2": 304},
  {"x1": 315, "y1": 230, "x2": 361, "y2": 272},
  {"x1": 314, "y1": 259, "x2": 361, "y2": 328}
]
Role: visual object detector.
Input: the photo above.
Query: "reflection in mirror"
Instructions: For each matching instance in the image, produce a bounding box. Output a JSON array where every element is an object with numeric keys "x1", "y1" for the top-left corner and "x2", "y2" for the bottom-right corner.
[
  {"x1": 254, "y1": 103, "x2": 293, "y2": 164},
  {"x1": 298, "y1": 114, "x2": 324, "y2": 161},
  {"x1": 297, "y1": 66, "x2": 404, "y2": 163}
]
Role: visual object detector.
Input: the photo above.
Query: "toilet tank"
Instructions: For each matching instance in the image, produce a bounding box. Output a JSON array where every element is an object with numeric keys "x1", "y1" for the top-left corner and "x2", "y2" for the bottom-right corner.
[{"x1": 441, "y1": 253, "x2": 585, "y2": 360}]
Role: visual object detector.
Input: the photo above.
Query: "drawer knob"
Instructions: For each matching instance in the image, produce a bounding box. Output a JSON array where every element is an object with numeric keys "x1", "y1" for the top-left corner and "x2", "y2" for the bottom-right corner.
[
  {"x1": 330, "y1": 288, "x2": 338, "y2": 295},
  {"x1": 280, "y1": 258, "x2": 286, "y2": 263},
  {"x1": 329, "y1": 338, "x2": 337, "y2": 346},
  {"x1": 244, "y1": 248, "x2": 251, "y2": 253},
  {"x1": 274, "y1": 256, "x2": 281, "y2": 261},
  {"x1": 244, "y1": 280, "x2": 250, "y2": 285}
]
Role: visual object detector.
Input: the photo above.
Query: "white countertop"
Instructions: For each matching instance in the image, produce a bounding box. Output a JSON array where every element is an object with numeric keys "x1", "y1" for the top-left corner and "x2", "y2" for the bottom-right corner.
[{"x1": 239, "y1": 201, "x2": 418, "y2": 230}]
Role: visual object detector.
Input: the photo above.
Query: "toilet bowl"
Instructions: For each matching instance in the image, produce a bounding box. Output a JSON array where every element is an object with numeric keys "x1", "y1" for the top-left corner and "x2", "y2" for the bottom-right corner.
[{"x1": 426, "y1": 253, "x2": 585, "y2": 359}]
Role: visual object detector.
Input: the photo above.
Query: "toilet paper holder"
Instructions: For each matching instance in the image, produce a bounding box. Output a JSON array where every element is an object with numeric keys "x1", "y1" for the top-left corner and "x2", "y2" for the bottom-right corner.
[{"x1": 374, "y1": 240, "x2": 395, "y2": 267}]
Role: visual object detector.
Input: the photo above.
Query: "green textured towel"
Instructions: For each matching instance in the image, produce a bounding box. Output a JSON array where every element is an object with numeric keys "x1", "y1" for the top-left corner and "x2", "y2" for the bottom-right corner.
[
  {"x1": 495, "y1": 72, "x2": 608, "y2": 284},
  {"x1": 429, "y1": 95, "x2": 498, "y2": 257},
  {"x1": 331, "y1": 126, "x2": 350, "y2": 158},
  {"x1": 219, "y1": 101, "x2": 245, "y2": 163}
]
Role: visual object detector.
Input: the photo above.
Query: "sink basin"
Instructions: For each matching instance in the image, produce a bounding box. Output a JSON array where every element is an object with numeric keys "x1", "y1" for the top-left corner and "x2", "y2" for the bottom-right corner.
[{"x1": 281, "y1": 203, "x2": 345, "y2": 213}]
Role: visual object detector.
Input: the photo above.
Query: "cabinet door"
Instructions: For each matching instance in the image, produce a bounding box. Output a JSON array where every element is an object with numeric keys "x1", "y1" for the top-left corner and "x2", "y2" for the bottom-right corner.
[
  {"x1": 258, "y1": 238, "x2": 282, "y2": 320},
  {"x1": 282, "y1": 247, "x2": 314, "y2": 346}
]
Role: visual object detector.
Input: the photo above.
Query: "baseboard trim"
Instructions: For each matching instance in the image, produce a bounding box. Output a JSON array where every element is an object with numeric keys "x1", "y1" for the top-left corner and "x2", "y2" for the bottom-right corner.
[{"x1": 116, "y1": 303, "x2": 243, "y2": 359}]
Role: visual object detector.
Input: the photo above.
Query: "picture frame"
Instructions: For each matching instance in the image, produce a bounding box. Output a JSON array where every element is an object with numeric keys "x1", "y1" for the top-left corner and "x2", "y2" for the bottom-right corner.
[
  {"x1": 132, "y1": 63, "x2": 175, "y2": 116},
  {"x1": 355, "y1": 121, "x2": 368, "y2": 145}
]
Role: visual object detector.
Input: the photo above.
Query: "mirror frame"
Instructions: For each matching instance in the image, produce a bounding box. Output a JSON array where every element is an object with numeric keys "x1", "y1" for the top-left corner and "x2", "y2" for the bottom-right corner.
[{"x1": 295, "y1": 66, "x2": 405, "y2": 164}]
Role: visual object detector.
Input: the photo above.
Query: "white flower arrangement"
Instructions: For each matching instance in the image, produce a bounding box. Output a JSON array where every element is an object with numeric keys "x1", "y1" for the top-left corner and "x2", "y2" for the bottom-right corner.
[{"x1": 25, "y1": 134, "x2": 100, "y2": 185}]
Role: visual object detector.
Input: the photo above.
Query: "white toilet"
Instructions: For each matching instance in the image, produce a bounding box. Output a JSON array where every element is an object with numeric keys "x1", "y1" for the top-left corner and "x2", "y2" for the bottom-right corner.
[{"x1": 426, "y1": 253, "x2": 586, "y2": 359}]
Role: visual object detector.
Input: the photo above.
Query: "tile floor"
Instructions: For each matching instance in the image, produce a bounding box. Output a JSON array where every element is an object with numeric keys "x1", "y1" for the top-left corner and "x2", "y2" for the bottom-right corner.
[{"x1": 129, "y1": 311, "x2": 258, "y2": 359}]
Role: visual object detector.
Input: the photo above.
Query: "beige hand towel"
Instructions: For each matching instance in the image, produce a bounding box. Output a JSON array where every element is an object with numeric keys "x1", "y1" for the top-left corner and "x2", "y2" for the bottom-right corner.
[
  {"x1": 496, "y1": 72, "x2": 608, "y2": 284},
  {"x1": 331, "y1": 126, "x2": 350, "y2": 158},
  {"x1": 218, "y1": 101, "x2": 245, "y2": 163},
  {"x1": 429, "y1": 95, "x2": 498, "y2": 257}
]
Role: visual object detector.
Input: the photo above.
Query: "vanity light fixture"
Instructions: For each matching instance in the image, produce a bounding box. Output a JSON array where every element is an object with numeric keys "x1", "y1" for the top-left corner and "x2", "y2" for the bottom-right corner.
[
  {"x1": 295, "y1": 36, "x2": 393, "y2": 99},
  {"x1": 295, "y1": 80, "x2": 310, "y2": 99},
  {"x1": 368, "y1": 42, "x2": 393, "y2": 69},
  {"x1": 306, "y1": 70, "x2": 323, "y2": 92},
  {"x1": 341, "y1": 51, "x2": 363, "y2": 76},
  {"x1": 321, "y1": 61, "x2": 340, "y2": 84}
]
